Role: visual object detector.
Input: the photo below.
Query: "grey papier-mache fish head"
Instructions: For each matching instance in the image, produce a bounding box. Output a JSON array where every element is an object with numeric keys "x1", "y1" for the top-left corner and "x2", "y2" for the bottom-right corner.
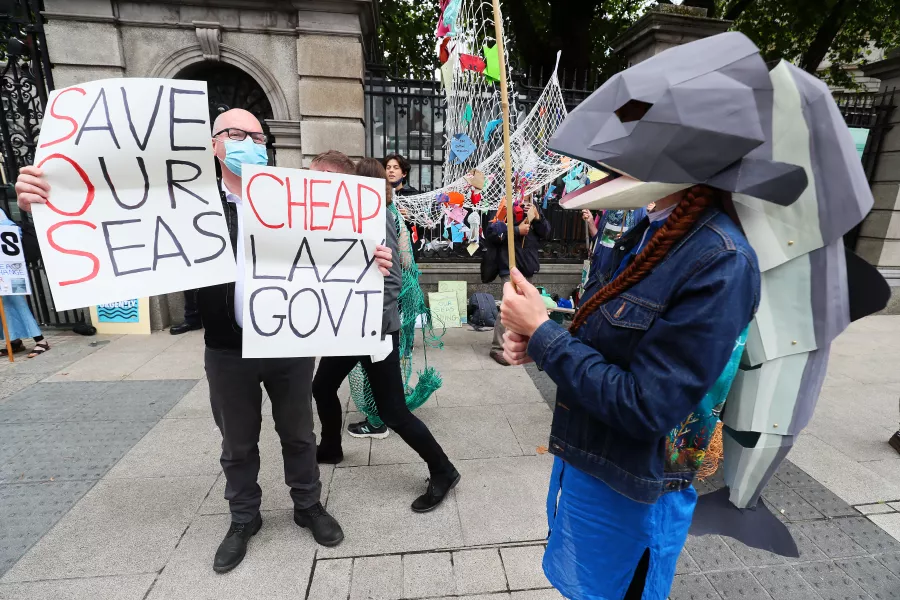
[{"x1": 549, "y1": 31, "x2": 809, "y2": 210}]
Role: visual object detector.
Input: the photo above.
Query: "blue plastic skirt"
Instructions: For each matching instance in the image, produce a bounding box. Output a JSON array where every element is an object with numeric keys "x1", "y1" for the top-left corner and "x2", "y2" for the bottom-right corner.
[
  {"x1": 0, "y1": 295, "x2": 41, "y2": 341},
  {"x1": 543, "y1": 457, "x2": 697, "y2": 600}
]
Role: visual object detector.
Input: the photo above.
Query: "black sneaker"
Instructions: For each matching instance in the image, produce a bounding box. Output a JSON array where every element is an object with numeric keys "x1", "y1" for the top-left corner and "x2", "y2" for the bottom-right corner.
[
  {"x1": 294, "y1": 502, "x2": 344, "y2": 547},
  {"x1": 347, "y1": 419, "x2": 390, "y2": 439},
  {"x1": 213, "y1": 512, "x2": 262, "y2": 573},
  {"x1": 412, "y1": 466, "x2": 461, "y2": 513}
]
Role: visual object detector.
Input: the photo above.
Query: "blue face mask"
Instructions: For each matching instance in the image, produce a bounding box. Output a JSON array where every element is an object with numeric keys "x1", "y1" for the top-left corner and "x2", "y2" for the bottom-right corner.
[{"x1": 221, "y1": 138, "x2": 268, "y2": 177}]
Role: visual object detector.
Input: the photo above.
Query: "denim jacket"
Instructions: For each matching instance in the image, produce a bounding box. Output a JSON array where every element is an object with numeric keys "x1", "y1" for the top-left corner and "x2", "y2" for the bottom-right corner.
[{"x1": 527, "y1": 208, "x2": 760, "y2": 504}]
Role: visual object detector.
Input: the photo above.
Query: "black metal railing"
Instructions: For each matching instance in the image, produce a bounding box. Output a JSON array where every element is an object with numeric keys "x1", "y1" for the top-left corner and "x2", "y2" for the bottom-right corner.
[
  {"x1": 835, "y1": 88, "x2": 897, "y2": 251},
  {"x1": 1, "y1": 0, "x2": 87, "y2": 326}
]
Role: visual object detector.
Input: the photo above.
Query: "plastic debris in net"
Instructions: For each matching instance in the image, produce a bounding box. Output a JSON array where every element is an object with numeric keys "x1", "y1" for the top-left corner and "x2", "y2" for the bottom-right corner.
[{"x1": 348, "y1": 205, "x2": 445, "y2": 427}]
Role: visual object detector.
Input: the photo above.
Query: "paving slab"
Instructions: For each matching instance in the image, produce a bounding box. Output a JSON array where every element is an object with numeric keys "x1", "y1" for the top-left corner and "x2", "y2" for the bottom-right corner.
[
  {"x1": 875, "y1": 552, "x2": 900, "y2": 578},
  {"x1": 454, "y1": 456, "x2": 552, "y2": 547},
  {"x1": 683, "y1": 535, "x2": 743, "y2": 572},
  {"x1": 412, "y1": 344, "x2": 483, "y2": 373},
  {"x1": 0, "y1": 475, "x2": 216, "y2": 582},
  {"x1": 750, "y1": 565, "x2": 820, "y2": 600},
  {"x1": 503, "y1": 403, "x2": 553, "y2": 455},
  {"x1": 369, "y1": 405, "x2": 523, "y2": 465},
  {"x1": 0, "y1": 422, "x2": 58, "y2": 464},
  {"x1": 165, "y1": 378, "x2": 212, "y2": 419},
  {"x1": 791, "y1": 521, "x2": 868, "y2": 559},
  {"x1": 722, "y1": 536, "x2": 785, "y2": 568},
  {"x1": 308, "y1": 558, "x2": 352, "y2": 600},
  {"x1": 350, "y1": 555, "x2": 403, "y2": 600},
  {"x1": 0, "y1": 381, "x2": 113, "y2": 423},
  {"x1": 0, "y1": 480, "x2": 95, "y2": 576},
  {"x1": 676, "y1": 549, "x2": 700, "y2": 575},
  {"x1": 499, "y1": 545, "x2": 550, "y2": 590},
  {"x1": 705, "y1": 570, "x2": 771, "y2": 600},
  {"x1": 403, "y1": 551, "x2": 455, "y2": 599},
  {"x1": 793, "y1": 561, "x2": 871, "y2": 600},
  {"x1": 0, "y1": 574, "x2": 156, "y2": 600},
  {"x1": 435, "y1": 366, "x2": 543, "y2": 407},
  {"x1": 0, "y1": 373, "x2": 42, "y2": 401},
  {"x1": 508, "y1": 591, "x2": 564, "y2": 600},
  {"x1": 165, "y1": 330, "x2": 206, "y2": 354},
  {"x1": 835, "y1": 516, "x2": 900, "y2": 554},
  {"x1": 127, "y1": 349, "x2": 205, "y2": 380},
  {"x1": 835, "y1": 556, "x2": 900, "y2": 600},
  {"x1": 761, "y1": 488, "x2": 825, "y2": 522},
  {"x1": 8, "y1": 348, "x2": 99, "y2": 376},
  {"x1": 454, "y1": 548, "x2": 508, "y2": 595},
  {"x1": 856, "y1": 503, "x2": 896, "y2": 515},
  {"x1": 793, "y1": 486, "x2": 859, "y2": 518},
  {"x1": 668, "y1": 574, "x2": 721, "y2": 600},
  {"x1": 148, "y1": 511, "x2": 317, "y2": 600},
  {"x1": 319, "y1": 463, "x2": 464, "y2": 558},
  {"x1": 867, "y1": 512, "x2": 900, "y2": 544},
  {"x1": 106, "y1": 416, "x2": 222, "y2": 478},
  {"x1": 101, "y1": 331, "x2": 182, "y2": 354},
  {"x1": 0, "y1": 419, "x2": 154, "y2": 483},
  {"x1": 45, "y1": 350, "x2": 157, "y2": 381},
  {"x1": 786, "y1": 434, "x2": 900, "y2": 505},
  {"x1": 72, "y1": 379, "x2": 198, "y2": 422}
]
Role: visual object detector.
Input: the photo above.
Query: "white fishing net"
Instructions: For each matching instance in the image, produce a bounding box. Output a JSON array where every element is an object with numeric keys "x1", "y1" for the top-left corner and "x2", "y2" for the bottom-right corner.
[{"x1": 393, "y1": 0, "x2": 580, "y2": 228}]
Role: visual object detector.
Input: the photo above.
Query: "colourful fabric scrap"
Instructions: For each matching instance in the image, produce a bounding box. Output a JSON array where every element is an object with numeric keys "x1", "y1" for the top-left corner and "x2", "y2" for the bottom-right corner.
[
  {"x1": 448, "y1": 191, "x2": 466, "y2": 206},
  {"x1": 439, "y1": 37, "x2": 452, "y2": 64},
  {"x1": 483, "y1": 44, "x2": 501, "y2": 83},
  {"x1": 459, "y1": 54, "x2": 486, "y2": 73},
  {"x1": 484, "y1": 118, "x2": 502, "y2": 142}
]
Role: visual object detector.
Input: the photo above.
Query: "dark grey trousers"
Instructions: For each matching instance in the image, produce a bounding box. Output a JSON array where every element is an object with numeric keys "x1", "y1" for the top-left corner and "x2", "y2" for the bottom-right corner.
[{"x1": 205, "y1": 348, "x2": 321, "y2": 523}]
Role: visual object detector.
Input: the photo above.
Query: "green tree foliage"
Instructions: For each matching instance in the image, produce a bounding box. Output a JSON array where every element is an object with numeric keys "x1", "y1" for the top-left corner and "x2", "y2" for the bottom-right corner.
[
  {"x1": 377, "y1": 0, "x2": 440, "y2": 78},
  {"x1": 721, "y1": 0, "x2": 900, "y2": 89}
]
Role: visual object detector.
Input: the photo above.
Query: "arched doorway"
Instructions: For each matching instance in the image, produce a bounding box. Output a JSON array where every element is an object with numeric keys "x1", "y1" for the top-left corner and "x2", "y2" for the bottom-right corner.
[{"x1": 175, "y1": 62, "x2": 276, "y2": 166}]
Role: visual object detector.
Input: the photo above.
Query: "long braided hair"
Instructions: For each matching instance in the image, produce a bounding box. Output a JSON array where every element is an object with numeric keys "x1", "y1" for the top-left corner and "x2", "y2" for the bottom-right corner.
[{"x1": 570, "y1": 185, "x2": 723, "y2": 333}]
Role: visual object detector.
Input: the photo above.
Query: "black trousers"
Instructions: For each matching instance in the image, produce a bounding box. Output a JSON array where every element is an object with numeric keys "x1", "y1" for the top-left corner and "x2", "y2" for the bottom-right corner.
[
  {"x1": 206, "y1": 349, "x2": 320, "y2": 523},
  {"x1": 313, "y1": 331, "x2": 451, "y2": 473},
  {"x1": 183, "y1": 289, "x2": 200, "y2": 326}
]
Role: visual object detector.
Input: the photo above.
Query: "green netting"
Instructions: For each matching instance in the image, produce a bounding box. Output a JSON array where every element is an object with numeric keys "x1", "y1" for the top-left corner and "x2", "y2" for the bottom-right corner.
[{"x1": 348, "y1": 204, "x2": 446, "y2": 427}]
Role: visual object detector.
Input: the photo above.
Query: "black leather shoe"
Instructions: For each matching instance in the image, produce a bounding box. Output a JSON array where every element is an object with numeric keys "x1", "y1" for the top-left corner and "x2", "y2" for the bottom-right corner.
[
  {"x1": 170, "y1": 321, "x2": 201, "y2": 335},
  {"x1": 213, "y1": 513, "x2": 262, "y2": 574},
  {"x1": 316, "y1": 443, "x2": 344, "y2": 465},
  {"x1": 294, "y1": 502, "x2": 344, "y2": 547},
  {"x1": 412, "y1": 467, "x2": 461, "y2": 513}
]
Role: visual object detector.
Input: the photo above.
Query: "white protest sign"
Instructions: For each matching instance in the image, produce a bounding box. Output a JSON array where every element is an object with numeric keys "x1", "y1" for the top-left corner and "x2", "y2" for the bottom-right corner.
[
  {"x1": 241, "y1": 165, "x2": 387, "y2": 358},
  {"x1": 0, "y1": 226, "x2": 31, "y2": 295},
  {"x1": 31, "y1": 78, "x2": 235, "y2": 310}
]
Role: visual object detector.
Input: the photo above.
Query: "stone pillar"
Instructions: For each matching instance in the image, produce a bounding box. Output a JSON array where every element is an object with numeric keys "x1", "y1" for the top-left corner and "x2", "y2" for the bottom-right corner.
[
  {"x1": 296, "y1": 12, "x2": 366, "y2": 165},
  {"x1": 612, "y1": 4, "x2": 731, "y2": 67},
  {"x1": 856, "y1": 52, "x2": 900, "y2": 311},
  {"x1": 41, "y1": 0, "x2": 125, "y2": 88}
]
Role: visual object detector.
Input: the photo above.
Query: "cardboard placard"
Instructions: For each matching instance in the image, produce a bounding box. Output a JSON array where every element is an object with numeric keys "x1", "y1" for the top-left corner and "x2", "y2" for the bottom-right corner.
[
  {"x1": 0, "y1": 225, "x2": 31, "y2": 295},
  {"x1": 89, "y1": 298, "x2": 151, "y2": 335},
  {"x1": 429, "y1": 291, "x2": 461, "y2": 328},
  {"x1": 438, "y1": 280, "x2": 467, "y2": 324},
  {"x1": 240, "y1": 165, "x2": 387, "y2": 358},
  {"x1": 31, "y1": 78, "x2": 235, "y2": 311}
]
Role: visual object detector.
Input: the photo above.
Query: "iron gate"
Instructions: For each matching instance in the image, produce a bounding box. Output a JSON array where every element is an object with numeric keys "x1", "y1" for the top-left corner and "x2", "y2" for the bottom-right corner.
[
  {"x1": 835, "y1": 88, "x2": 897, "y2": 251},
  {"x1": 0, "y1": 0, "x2": 86, "y2": 326}
]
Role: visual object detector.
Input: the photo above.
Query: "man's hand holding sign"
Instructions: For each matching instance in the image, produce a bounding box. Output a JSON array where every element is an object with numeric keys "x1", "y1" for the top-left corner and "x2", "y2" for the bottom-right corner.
[
  {"x1": 241, "y1": 165, "x2": 387, "y2": 358},
  {"x1": 20, "y1": 78, "x2": 235, "y2": 310}
]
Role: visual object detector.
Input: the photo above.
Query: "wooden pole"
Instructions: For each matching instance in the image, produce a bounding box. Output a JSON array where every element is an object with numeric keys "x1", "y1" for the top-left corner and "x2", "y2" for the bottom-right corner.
[
  {"x1": 491, "y1": 0, "x2": 517, "y2": 276},
  {"x1": 0, "y1": 297, "x2": 14, "y2": 363}
]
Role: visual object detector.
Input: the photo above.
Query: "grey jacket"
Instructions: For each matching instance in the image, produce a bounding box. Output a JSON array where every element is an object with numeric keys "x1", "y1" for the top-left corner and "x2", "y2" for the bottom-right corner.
[{"x1": 381, "y1": 210, "x2": 402, "y2": 335}]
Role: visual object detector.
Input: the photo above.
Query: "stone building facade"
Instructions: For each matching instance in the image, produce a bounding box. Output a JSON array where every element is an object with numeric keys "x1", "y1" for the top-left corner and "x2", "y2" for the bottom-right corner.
[
  {"x1": 39, "y1": 0, "x2": 375, "y2": 327},
  {"x1": 42, "y1": 0, "x2": 374, "y2": 169}
]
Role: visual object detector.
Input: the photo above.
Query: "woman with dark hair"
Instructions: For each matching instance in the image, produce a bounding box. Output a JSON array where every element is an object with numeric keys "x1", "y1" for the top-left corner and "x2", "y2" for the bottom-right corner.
[
  {"x1": 312, "y1": 155, "x2": 459, "y2": 512},
  {"x1": 499, "y1": 185, "x2": 759, "y2": 599}
]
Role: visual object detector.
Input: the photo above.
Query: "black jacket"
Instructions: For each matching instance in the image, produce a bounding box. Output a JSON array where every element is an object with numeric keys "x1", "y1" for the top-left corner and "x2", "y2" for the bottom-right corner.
[
  {"x1": 483, "y1": 209, "x2": 551, "y2": 279},
  {"x1": 198, "y1": 192, "x2": 243, "y2": 350}
]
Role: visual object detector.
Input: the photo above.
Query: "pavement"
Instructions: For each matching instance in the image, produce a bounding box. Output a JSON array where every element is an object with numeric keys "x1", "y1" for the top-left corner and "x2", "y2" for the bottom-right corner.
[{"x1": 0, "y1": 316, "x2": 898, "y2": 599}]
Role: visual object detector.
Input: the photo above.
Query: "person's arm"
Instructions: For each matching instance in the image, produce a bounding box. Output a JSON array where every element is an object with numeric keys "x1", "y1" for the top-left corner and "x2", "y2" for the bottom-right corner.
[
  {"x1": 381, "y1": 215, "x2": 402, "y2": 312},
  {"x1": 531, "y1": 208, "x2": 551, "y2": 240},
  {"x1": 583, "y1": 210, "x2": 599, "y2": 238},
  {"x1": 527, "y1": 250, "x2": 758, "y2": 441}
]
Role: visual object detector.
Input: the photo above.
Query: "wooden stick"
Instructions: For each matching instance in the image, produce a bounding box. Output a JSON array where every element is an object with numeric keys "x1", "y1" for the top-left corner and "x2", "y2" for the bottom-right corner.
[
  {"x1": 0, "y1": 297, "x2": 14, "y2": 363},
  {"x1": 492, "y1": 0, "x2": 517, "y2": 276}
]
